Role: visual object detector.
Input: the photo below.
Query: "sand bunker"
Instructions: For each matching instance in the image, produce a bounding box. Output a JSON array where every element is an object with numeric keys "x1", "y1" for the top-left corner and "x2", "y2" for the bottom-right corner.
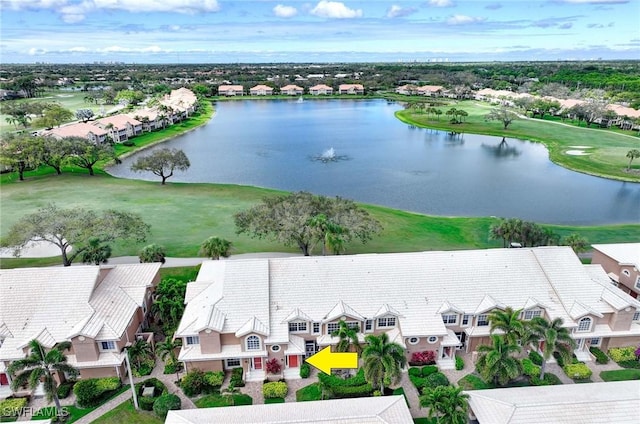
[
  {"x1": 0, "y1": 239, "x2": 70, "y2": 258},
  {"x1": 566, "y1": 150, "x2": 592, "y2": 156},
  {"x1": 568, "y1": 145, "x2": 592, "y2": 149}
]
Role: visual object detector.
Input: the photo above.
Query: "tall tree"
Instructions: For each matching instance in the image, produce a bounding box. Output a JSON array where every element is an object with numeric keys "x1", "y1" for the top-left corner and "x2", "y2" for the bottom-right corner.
[
  {"x1": 362, "y1": 333, "x2": 407, "y2": 393},
  {"x1": 331, "y1": 320, "x2": 361, "y2": 353},
  {"x1": 307, "y1": 213, "x2": 347, "y2": 256},
  {"x1": 41, "y1": 136, "x2": 72, "y2": 175},
  {"x1": 152, "y1": 278, "x2": 188, "y2": 332},
  {"x1": 486, "y1": 107, "x2": 518, "y2": 129},
  {"x1": 75, "y1": 108, "x2": 95, "y2": 123},
  {"x1": 0, "y1": 134, "x2": 43, "y2": 181},
  {"x1": 1, "y1": 203, "x2": 150, "y2": 266},
  {"x1": 420, "y1": 385, "x2": 469, "y2": 424},
  {"x1": 139, "y1": 243, "x2": 167, "y2": 263},
  {"x1": 234, "y1": 192, "x2": 381, "y2": 256},
  {"x1": 561, "y1": 233, "x2": 589, "y2": 253},
  {"x1": 66, "y1": 136, "x2": 116, "y2": 176},
  {"x1": 8, "y1": 340, "x2": 78, "y2": 419},
  {"x1": 127, "y1": 339, "x2": 153, "y2": 369},
  {"x1": 34, "y1": 104, "x2": 74, "y2": 129},
  {"x1": 626, "y1": 149, "x2": 640, "y2": 171},
  {"x1": 130, "y1": 148, "x2": 190, "y2": 185},
  {"x1": 199, "y1": 236, "x2": 232, "y2": 260},
  {"x1": 79, "y1": 237, "x2": 112, "y2": 265},
  {"x1": 528, "y1": 317, "x2": 575, "y2": 379},
  {"x1": 475, "y1": 335, "x2": 522, "y2": 386},
  {"x1": 489, "y1": 307, "x2": 524, "y2": 346}
]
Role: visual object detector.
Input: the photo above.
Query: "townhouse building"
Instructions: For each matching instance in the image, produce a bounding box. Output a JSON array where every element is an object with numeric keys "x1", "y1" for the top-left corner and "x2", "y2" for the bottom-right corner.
[
  {"x1": 338, "y1": 84, "x2": 364, "y2": 95},
  {"x1": 592, "y1": 243, "x2": 640, "y2": 298},
  {"x1": 249, "y1": 85, "x2": 274, "y2": 96},
  {"x1": 175, "y1": 247, "x2": 640, "y2": 381}
]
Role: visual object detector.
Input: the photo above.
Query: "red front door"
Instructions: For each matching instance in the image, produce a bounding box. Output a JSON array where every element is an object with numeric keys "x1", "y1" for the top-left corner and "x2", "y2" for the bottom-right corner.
[
  {"x1": 254, "y1": 358, "x2": 262, "y2": 370},
  {"x1": 0, "y1": 373, "x2": 8, "y2": 386},
  {"x1": 288, "y1": 355, "x2": 298, "y2": 368}
]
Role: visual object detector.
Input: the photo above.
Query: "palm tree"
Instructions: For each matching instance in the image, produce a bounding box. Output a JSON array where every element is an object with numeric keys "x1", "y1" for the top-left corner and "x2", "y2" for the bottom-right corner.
[
  {"x1": 156, "y1": 337, "x2": 183, "y2": 380},
  {"x1": 152, "y1": 295, "x2": 185, "y2": 331},
  {"x1": 475, "y1": 335, "x2": 522, "y2": 386},
  {"x1": 8, "y1": 340, "x2": 79, "y2": 418},
  {"x1": 199, "y1": 236, "x2": 232, "y2": 260},
  {"x1": 489, "y1": 307, "x2": 524, "y2": 346},
  {"x1": 626, "y1": 149, "x2": 640, "y2": 171},
  {"x1": 528, "y1": 317, "x2": 575, "y2": 379},
  {"x1": 80, "y1": 237, "x2": 112, "y2": 265},
  {"x1": 331, "y1": 320, "x2": 361, "y2": 353},
  {"x1": 139, "y1": 243, "x2": 167, "y2": 263},
  {"x1": 128, "y1": 339, "x2": 153, "y2": 370},
  {"x1": 420, "y1": 385, "x2": 469, "y2": 424},
  {"x1": 362, "y1": 333, "x2": 407, "y2": 394},
  {"x1": 308, "y1": 214, "x2": 346, "y2": 255}
]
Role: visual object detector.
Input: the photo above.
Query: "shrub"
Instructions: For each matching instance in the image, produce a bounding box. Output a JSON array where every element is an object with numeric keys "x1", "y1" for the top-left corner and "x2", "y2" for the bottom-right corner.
[
  {"x1": 455, "y1": 355, "x2": 464, "y2": 371},
  {"x1": 408, "y1": 367, "x2": 422, "y2": 377},
  {"x1": 563, "y1": 363, "x2": 592, "y2": 380},
  {"x1": 180, "y1": 369, "x2": 206, "y2": 397},
  {"x1": 164, "y1": 358, "x2": 179, "y2": 375},
  {"x1": 425, "y1": 372, "x2": 449, "y2": 389},
  {"x1": 522, "y1": 358, "x2": 541, "y2": 378},
  {"x1": 618, "y1": 360, "x2": 640, "y2": 369},
  {"x1": 531, "y1": 373, "x2": 563, "y2": 386},
  {"x1": 589, "y1": 346, "x2": 609, "y2": 364},
  {"x1": 74, "y1": 377, "x2": 122, "y2": 408},
  {"x1": 133, "y1": 358, "x2": 155, "y2": 377},
  {"x1": 266, "y1": 358, "x2": 282, "y2": 374},
  {"x1": 608, "y1": 347, "x2": 637, "y2": 363},
  {"x1": 153, "y1": 393, "x2": 181, "y2": 419},
  {"x1": 528, "y1": 350, "x2": 543, "y2": 366},
  {"x1": 230, "y1": 367, "x2": 245, "y2": 387},
  {"x1": 421, "y1": 365, "x2": 438, "y2": 377},
  {"x1": 121, "y1": 140, "x2": 135, "y2": 147},
  {"x1": 135, "y1": 378, "x2": 167, "y2": 411},
  {"x1": 317, "y1": 368, "x2": 372, "y2": 399},
  {"x1": 300, "y1": 362, "x2": 311, "y2": 379},
  {"x1": 410, "y1": 350, "x2": 436, "y2": 365},
  {"x1": 263, "y1": 381, "x2": 288, "y2": 399},
  {"x1": 0, "y1": 398, "x2": 28, "y2": 418},
  {"x1": 57, "y1": 381, "x2": 75, "y2": 399},
  {"x1": 204, "y1": 371, "x2": 225, "y2": 392}
]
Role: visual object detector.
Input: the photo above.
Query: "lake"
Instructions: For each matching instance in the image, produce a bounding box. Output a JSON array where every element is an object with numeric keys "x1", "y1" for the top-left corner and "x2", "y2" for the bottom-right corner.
[{"x1": 107, "y1": 99, "x2": 640, "y2": 225}]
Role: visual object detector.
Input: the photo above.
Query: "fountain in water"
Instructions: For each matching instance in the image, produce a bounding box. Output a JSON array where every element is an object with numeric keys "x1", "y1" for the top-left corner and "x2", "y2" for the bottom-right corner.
[{"x1": 311, "y1": 147, "x2": 348, "y2": 163}]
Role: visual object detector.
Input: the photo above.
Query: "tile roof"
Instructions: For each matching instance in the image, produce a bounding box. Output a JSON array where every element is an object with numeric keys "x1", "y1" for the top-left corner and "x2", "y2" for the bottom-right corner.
[
  {"x1": 467, "y1": 381, "x2": 640, "y2": 424},
  {"x1": 218, "y1": 85, "x2": 244, "y2": 91},
  {"x1": 165, "y1": 395, "x2": 413, "y2": 424},
  {"x1": 592, "y1": 243, "x2": 640, "y2": 268},
  {"x1": 94, "y1": 114, "x2": 141, "y2": 129},
  {"x1": 250, "y1": 85, "x2": 273, "y2": 91},
  {"x1": 44, "y1": 122, "x2": 107, "y2": 139},
  {"x1": 280, "y1": 84, "x2": 303, "y2": 91}
]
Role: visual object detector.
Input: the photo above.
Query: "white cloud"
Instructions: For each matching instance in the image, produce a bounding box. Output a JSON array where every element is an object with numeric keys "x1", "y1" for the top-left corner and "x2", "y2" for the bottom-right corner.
[
  {"x1": 2, "y1": 0, "x2": 221, "y2": 15},
  {"x1": 447, "y1": 14, "x2": 486, "y2": 25},
  {"x1": 3, "y1": 0, "x2": 68, "y2": 10},
  {"x1": 428, "y1": 0, "x2": 455, "y2": 7},
  {"x1": 273, "y1": 4, "x2": 297, "y2": 18},
  {"x1": 386, "y1": 4, "x2": 417, "y2": 18},
  {"x1": 310, "y1": 1, "x2": 362, "y2": 19}
]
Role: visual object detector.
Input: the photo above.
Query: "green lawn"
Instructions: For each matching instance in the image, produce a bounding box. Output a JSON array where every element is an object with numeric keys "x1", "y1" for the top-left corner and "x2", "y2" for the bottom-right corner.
[
  {"x1": 193, "y1": 393, "x2": 253, "y2": 408},
  {"x1": 296, "y1": 383, "x2": 323, "y2": 402},
  {"x1": 396, "y1": 101, "x2": 640, "y2": 182},
  {"x1": 600, "y1": 369, "x2": 640, "y2": 382},
  {"x1": 1, "y1": 173, "x2": 639, "y2": 268},
  {"x1": 264, "y1": 397, "x2": 285, "y2": 404},
  {"x1": 30, "y1": 405, "x2": 98, "y2": 422},
  {"x1": 89, "y1": 400, "x2": 163, "y2": 424}
]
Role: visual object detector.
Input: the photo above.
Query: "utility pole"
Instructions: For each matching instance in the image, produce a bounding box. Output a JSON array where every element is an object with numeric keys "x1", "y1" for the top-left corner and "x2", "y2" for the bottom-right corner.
[{"x1": 124, "y1": 347, "x2": 139, "y2": 410}]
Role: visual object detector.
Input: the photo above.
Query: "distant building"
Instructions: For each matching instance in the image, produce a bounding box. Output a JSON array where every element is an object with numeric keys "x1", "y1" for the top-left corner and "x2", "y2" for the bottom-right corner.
[
  {"x1": 280, "y1": 84, "x2": 304, "y2": 96},
  {"x1": 93, "y1": 115, "x2": 143, "y2": 143},
  {"x1": 338, "y1": 84, "x2": 364, "y2": 95},
  {"x1": 592, "y1": 243, "x2": 640, "y2": 298},
  {"x1": 217, "y1": 85, "x2": 244, "y2": 96},
  {"x1": 309, "y1": 84, "x2": 333, "y2": 95},
  {"x1": 249, "y1": 85, "x2": 274, "y2": 96},
  {"x1": 43, "y1": 122, "x2": 108, "y2": 144}
]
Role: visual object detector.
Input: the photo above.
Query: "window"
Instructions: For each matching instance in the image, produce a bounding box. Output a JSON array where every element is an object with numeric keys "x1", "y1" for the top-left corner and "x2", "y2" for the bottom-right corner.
[
  {"x1": 523, "y1": 309, "x2": 542, "y2": 320},
  {"x1": 377, "y1": 317, "x2": 396, "y2": 328},
  {"x1": 633, "y1": 311, "x2": 640, "y2": 322},
  {"x1": 226, "y1": 358, "x2": 241, "y2": 368},
  {"x1": 186, "y1": 336, "x2": 200, "y2": 345},
  {"x1": 622, "y1": 269, "x2": 630, "y2": 277},
  {"x1": 577, "y1": 317, "x2": 592, "y2": 332},
  {"x1": 288, "y1": 322, "x2": 307, "y2": 333},
  {"x1": 635, "y1": 277, "x2": 640, "y2": 290},
  {"x1": 477, "y1": 315, "x2": 489, "y2": 326},
  {"x1": 442, "y1": 314, "x2": 458, "y2": 325},
  {"x1": 312, "y1": 322, "x2": 321, "y2": 334},
  {"x1": 246, "y1": 335, "x2": 260, "y2": 350},
  {"x1": 407, "y1": 337, "x2": 420, "y2": 345},
  {"x1": 346, "y1": 322, "x2": 360, "y2": 331},
  {"x1": 427, "y1": 336, "x2": 438, "y2": 344},
  {"x1": 365, "y1": 319, "x2": 373, "y2": 332},
  {"x1": 100, "y1": 341, "x2": 116, "y2": 351},
  {"x1": 461, "y1": 315, "x2": 471, "y2": 326},
  {"x1": 271, "y1": 345, "x2": 281, "y2": 352},
  {"x1": 589, "y1": 338, "x2": 601, "y2": 347},
  {"x1": 327, "y1": 323, "x2": 340, "y2": 334}
]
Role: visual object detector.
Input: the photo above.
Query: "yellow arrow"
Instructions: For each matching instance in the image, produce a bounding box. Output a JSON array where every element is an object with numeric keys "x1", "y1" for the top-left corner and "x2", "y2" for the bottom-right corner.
[{"x1": 305, "y1": 346, "x2": 358, "y2": 375}]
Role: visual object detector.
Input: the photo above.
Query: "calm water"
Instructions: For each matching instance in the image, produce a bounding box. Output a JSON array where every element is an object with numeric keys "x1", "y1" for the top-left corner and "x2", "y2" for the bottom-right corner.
[{"x1": 108, "y1": 99, "x2": 640, "y2": 225}]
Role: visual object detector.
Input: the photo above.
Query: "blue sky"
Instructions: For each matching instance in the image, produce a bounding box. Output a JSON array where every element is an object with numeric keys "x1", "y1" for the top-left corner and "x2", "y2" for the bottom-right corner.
[{"x1": 1, "y1": 0, "x2": 638, "y2": 63}]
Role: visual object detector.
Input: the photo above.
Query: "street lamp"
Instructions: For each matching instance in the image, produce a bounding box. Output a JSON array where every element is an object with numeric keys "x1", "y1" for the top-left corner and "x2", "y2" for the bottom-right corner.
[{"x1": 124, "y1": 344, "x2": 139, "y2": 410}]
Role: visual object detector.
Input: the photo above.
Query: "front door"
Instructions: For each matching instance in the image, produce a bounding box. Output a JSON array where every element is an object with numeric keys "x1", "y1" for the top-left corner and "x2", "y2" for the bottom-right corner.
[
  {"x1": 455, "y1": 332, "x2": 467, "y2": 350},
  {"x1": 575, "y1": 338, "x2": 585, "y2": 351},
  {"x1": 0, "y1": 373, "x2": 8, "y2": 386},
  {"x1": 253, "y1": 357, "x2": 262, "y2": 370},
  {"x1": 288, "y1": 355, "x2": 298, "y2": 368}
]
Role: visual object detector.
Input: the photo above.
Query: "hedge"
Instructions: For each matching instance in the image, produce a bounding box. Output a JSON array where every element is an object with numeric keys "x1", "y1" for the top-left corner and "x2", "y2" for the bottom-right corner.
[
  {"x1": 421, "y1": 365, "x2": 438, "y2": 377},
  {"x1": 528, "y1": 350, "x2": 543, "y2": 366},
  {"x1": 425, "y1": 372, "x2": 449, "y2": 389},
  {"x1": 135, "y1": 378, "x2": 168, "y2": 411},
  {"x1": 300, "y1": 362, "x2": 311, "y2": 379},
  {"x1": 230, "y1": 367, "x2": 245, "y2": 387},
  {"x1": 455, "y1": 355, "x2": 464, "y2": 371},
  {"x1": 563, "y1": 363, "x2": 592, "y2": 380},
  {"x1": 608, "y1": 347, "x2": 636, "y2": 363},
  {"x1": 618, "y1": 360, "x2": 640, "y2": 369},
  {"x1": 153, "y1": 393, "x2": 181, "y2": 419},
  {"x1": 530, "y1": 373, "x2": 563, "y2": 386},
  {"x1": 57, "y1": 381, "x2": 75, "y2": 399},
  {"x1": 74, "y1": 377, "x2": 122, "y2": 408},
  {"x1": 522, "y1": 358, "x2": 541, "y2": 378},
  {"x1": 204, "y1": 371, "x2": 225, "y2": 391},
  {"x1": 263, "y1": 381, "x2": 288, "y2": 399},
  {"x1": 317, "y1": 369, "x2": 372, "y2": 399},
  {"x1": 180, "y1": 369, "x2": 206, "y2": 397},
  {"x1": 0, "y1": 398, "x2": 28, "y2": 418},
  {"x1": 589, "y1": 347, "x2": 609, "y2": 364}
]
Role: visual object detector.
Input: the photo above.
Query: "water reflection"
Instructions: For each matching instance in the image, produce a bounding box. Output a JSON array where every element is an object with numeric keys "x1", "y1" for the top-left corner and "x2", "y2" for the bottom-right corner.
[{"x1": 481, "y1": 137, "x2": 521, "y2": 158}]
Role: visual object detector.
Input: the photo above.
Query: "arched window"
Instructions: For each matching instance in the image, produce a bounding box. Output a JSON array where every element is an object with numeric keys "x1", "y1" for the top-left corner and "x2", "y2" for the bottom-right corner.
[
  {"x1": 246, "y1": 335, "x2": 260, "y2": 350},
  {"x1": 577, "y1": 317, "x2": 592, "y2": 332}
]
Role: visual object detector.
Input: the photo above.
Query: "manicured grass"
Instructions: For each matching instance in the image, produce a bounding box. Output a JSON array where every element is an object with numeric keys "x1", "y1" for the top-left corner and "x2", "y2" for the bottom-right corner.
[
  {"x1": 264, "y1": 397, "x2": 285, "y2": 404},
  {"x1": 194, "y1": 393, "x2": 253, "y2": 408},
  {"x1": 296, "y1": 383, "x2": 323, "y2": 402},
  {"x1": 413, "y1": 418, "x2": 437, "y2": 424},
  {"x1": 1, "y1": 173, "x2": 639, "y2": 268},
  {"x1": 396, "y1": 101, "x2": 640, "y2": 182},
  {"x1": 30, "y1": 405, "x2": 96, "y2": 422},
  {"x1": 600, "y1": 369, "x2": 640, "y2": 381},
  {"x1": 159, "y1": 266, "x2": 201, "y2": 282},
  {"x1": 89, "y1": 400, "x2": 163, "y2": 424}
]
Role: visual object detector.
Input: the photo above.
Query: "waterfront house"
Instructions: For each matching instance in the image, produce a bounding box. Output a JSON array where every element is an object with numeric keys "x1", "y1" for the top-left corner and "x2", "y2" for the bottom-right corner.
[
  {"x1": 309, "y1": 84, "x2": 333, "y2": 95},
  {"x1": 280, "y1": 85, "x2": 304, "y2": 96},
  {"x1": 42, "y1": 122, "x2": 108, "y2": 144},
  {"x1": 93, "y1": 115, "x2": 143, "y2": 142},
  {"x1": 249, "y1": 85, "x2": 274, "y2": 96},
  {"x1": 592, "y1": 243, "x2": 640, "y2": 299},
  {"x1": 217, "y1": 85, "x2": 244, "y2": 96},
  {"x1": 338, "y1": 84, "x2": 364, "y2": 95}
]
